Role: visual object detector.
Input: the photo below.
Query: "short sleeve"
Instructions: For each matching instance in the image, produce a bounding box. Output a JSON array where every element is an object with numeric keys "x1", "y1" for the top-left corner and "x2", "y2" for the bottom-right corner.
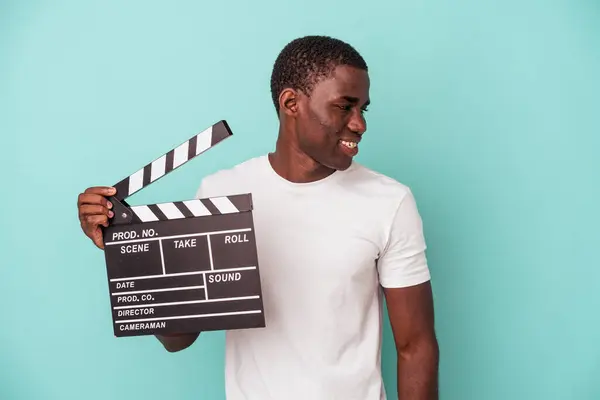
[
  {"x1": 194, "y1": 175, "x2": 218, "y2": 199},
  {"x1": 376, "y1": 189, "x2": 431, "y2": 288},
  {"x1": 194, "y1": 170, "x2": 231, "y2": 200},
  {"x1": 194, "y1": 179, "x2": 207, "y2": 199}
]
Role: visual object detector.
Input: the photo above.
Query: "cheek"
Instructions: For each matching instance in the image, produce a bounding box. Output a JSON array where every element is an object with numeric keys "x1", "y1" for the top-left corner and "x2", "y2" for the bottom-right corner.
[
  {"x1": 310, "y1": 121, "x2": 340, "y2": 146},
  {"x1": 307, "y1": 110, "x2": 342, "y2": 138}
]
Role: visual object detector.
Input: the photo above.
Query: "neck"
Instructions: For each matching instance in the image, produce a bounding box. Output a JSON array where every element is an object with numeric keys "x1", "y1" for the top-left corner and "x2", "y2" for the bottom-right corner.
[{"x1": 268, "y1": 122, "x2": 335, "y2": 184}]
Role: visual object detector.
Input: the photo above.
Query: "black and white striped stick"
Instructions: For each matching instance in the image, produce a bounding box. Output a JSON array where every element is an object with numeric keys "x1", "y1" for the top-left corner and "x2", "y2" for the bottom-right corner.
[
  {"x1": 106, "y1": 120, "x2": 250, "y2": 225},
  {"x1": 112, "y1": 120, "x2": 233, "y2": 202},
  {"x1": 127, "y1": 193, "x2": 253, "y2": 223}
]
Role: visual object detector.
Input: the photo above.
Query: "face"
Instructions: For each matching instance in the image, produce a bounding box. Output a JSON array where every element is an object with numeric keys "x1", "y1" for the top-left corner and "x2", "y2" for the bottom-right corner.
[{"x1": 284, "y1": 65, "x2": 370, "y2": 171}]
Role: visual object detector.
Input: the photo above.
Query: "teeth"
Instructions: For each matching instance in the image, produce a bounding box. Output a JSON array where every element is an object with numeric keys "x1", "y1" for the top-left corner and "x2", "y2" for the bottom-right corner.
[{"x1": 340, "y1": 140, "x2": 357, "y2": 149}]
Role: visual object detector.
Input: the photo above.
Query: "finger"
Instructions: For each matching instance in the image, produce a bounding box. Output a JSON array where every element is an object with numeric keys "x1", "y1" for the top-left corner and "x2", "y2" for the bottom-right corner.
[
  {"x1": 79, "y1": 204, "x2": 113, "y2": 218},
  {"x1": 85, "y1": 214, "x2": 109, "y2": 229},
  {"x1": 83, "y1": 186, "x2": 117, "y2": 197},
  {"x1": 91, "y1": 229, "x2": 105, "y2": 249},
  {"x1": 78, "y1": 193, "x2": 112, "y2": 208},
  {"x1": 81, "y1": 214, "x2": 108, "y2": 250}
]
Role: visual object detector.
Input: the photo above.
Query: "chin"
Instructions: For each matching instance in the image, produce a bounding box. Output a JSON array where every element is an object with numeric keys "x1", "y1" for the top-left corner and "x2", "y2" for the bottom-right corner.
[
  {"x1": 335, "y1": 161, "x2": 353, "y2": 171},
  {"x1": 324, "y1": 157, "x2": 353, "y2": 171}
]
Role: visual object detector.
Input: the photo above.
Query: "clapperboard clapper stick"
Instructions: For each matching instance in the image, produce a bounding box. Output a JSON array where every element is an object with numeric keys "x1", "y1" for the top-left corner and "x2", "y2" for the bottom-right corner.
[{"x1": 102, "y1": 120, "x2": 265, "y2": 337}]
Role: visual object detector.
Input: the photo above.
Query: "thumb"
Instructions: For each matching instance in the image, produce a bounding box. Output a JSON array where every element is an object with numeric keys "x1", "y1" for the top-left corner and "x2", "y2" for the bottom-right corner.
[{"x1": 93, "y1": 229, "x2": 105, "y2": 250}]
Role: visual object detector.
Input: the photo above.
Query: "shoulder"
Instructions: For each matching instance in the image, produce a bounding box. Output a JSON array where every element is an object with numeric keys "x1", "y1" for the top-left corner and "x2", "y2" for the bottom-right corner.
[
  {"x1": 340, "y1": 163, "x2": 426, "y2": 252},
  {"x1": 203, "y1": 155, "x2": 264, "y2": 184},
  {"x1": 343, "y1": 161, "x2": 414, "y2": 203},
  {"x1": 195, "y1": 155, "x2": 266, "y2": 198}
]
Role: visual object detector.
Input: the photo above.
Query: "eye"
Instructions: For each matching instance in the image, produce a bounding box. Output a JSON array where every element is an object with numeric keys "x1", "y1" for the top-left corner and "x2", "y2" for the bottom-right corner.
[{"x1": 335, "y1": 103, "x2": 368, "y2": 115}]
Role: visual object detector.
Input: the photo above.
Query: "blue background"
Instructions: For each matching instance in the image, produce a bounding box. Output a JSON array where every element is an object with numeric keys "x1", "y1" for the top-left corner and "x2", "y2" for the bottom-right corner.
[{"x1": 2, "y1": 1, "x2": 599, "y2": 399}]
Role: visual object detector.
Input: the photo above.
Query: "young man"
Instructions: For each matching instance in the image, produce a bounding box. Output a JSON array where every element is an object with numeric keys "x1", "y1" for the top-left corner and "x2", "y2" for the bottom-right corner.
[{"x1": 77, "y1": 35, "x2": 439, "y2": 399}]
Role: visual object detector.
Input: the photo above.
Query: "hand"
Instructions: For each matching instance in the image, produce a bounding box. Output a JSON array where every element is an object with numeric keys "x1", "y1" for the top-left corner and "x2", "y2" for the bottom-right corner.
[{"x1": 77, "y1": 186, "x2": 116, "y2": 249}]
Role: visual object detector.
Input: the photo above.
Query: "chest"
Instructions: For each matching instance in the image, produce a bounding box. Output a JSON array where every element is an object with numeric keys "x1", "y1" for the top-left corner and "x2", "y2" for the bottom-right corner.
[{"x1": 249, "y1": 190, "x2": 387, "y2": 283}]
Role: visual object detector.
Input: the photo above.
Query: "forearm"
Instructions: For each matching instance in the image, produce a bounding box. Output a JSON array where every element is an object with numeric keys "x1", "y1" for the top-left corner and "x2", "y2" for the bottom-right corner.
[
  {"x1": 397, "y1": 336, "x2": 439, "y2": 399},
  {"x1": 155, "y1": 332, "x2": 200, "y2": 352}
]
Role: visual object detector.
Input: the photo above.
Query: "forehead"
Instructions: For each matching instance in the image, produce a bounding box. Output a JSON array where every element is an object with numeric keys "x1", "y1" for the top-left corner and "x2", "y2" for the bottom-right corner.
[{"x1": 310, "y1": 65, "x2": 370, "y2": 102}]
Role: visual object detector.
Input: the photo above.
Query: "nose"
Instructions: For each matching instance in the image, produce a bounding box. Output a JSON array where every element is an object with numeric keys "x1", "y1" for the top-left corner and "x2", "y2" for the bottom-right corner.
[{"x1": 348, "y1": 109, "x2": 367, "y2": 135}]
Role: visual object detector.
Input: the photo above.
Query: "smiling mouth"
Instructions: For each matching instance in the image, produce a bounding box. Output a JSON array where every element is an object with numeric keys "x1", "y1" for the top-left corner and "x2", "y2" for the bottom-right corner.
[
  {"x1": 338, "y1": 139, "x2": 359, "y2": 157},
  {"x1": 340, "y1": 140, "x2": 357, "y2": 149}
]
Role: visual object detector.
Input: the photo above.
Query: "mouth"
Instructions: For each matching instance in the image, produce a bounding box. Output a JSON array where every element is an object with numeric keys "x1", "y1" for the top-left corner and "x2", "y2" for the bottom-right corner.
[{"x1": 338, "y1": 139, "x2": 359, "y2": 156}]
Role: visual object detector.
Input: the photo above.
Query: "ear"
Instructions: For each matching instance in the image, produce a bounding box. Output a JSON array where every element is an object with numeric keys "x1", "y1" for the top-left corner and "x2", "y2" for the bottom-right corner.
[{"x1": 278, "y1": 88, "x2": 299, "y2": 117}]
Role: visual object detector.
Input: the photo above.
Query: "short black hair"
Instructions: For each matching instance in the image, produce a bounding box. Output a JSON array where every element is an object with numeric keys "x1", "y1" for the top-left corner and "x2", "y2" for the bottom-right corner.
[{"x1": 270, "y1": 35, "x2": 368, "y2": 114}]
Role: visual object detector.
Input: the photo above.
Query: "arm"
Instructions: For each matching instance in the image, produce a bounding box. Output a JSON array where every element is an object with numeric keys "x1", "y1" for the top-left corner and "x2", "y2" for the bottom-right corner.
[
  {"x1": 375, "y1": 188, "x2": 439, "y2": 398},
  {"x1": 384, "y1": 282, "x2": 439, "y2": 399},
  {"x1": 155, "y1": 332, "x2": 200, "y2": 352}
]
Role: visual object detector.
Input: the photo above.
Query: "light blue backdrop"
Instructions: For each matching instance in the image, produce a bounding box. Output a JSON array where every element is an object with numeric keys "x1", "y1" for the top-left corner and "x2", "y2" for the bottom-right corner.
[{"x1": 2, "y1": 1, "x2": 599, "y2": 399}]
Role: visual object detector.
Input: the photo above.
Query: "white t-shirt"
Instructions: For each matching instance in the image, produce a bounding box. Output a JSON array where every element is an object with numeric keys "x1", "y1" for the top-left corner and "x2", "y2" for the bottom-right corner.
[{"x1": 195, "y1": 155, "x2": 431, "y2": 400}]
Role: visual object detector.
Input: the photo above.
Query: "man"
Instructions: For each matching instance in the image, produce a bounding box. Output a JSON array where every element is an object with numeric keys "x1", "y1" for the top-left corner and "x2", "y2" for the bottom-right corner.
[{"x1": 77, "y1": 35, "x2": 439, "y2": 399}]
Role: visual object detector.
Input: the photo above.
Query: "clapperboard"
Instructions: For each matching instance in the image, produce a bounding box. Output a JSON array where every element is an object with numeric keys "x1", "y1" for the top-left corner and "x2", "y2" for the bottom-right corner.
[{"x1": 101, "y1": 120, "x2": 265, "y2": 337}]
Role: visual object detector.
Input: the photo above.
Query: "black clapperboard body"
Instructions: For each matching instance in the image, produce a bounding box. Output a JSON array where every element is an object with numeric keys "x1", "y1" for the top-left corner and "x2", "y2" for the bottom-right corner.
[{"x1": 102, "y1": 120, "x2": 265, "y2": 337}]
